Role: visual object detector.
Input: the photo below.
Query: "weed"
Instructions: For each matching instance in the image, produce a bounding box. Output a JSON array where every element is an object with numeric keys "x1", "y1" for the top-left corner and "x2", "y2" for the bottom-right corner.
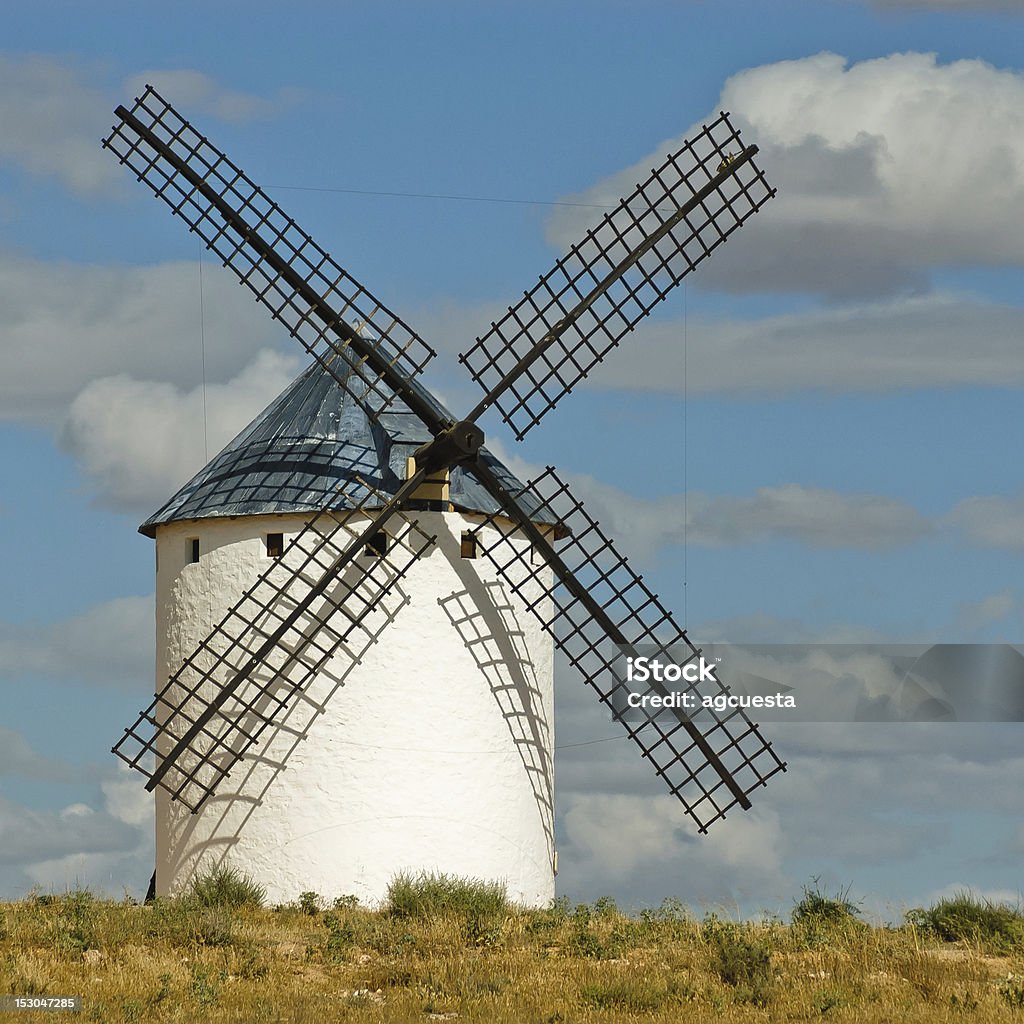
[
  {"x1": 153, "y1": 974, "x2": 173, "y2": 1004},
  {"x1": 190, "y1": 865, "x2": 266, "y2": 909},
  {"x1": 192, "y1": 907, "x2": 235, "y2": 947},
  {"x1": 814, "y1": 987, "x2": 849, "y2": 1014},
  {"x1": 999, "y1": 975, "x2": 1024, "y2": 1009},
  {"x1": 190, "y1": 963, "x2": 222, "y2": 1006},
  {"x1": 579, "y1": 978, "x2": 669, "y2": 1012},
  {"x1": 236, "y1": 947, "x2": 270, "y2": 979},
  {"x1": 385, "y1": 871, "x2": 507, "y2": 920},
  {"x1": 297, "y1": 890, "x2": 322, "y2": 915},
  {"x1": 465, "y1": 911, "x2": 505, "y2": 947},
  {"x1": 792, "y1": 879, "x2": 864, "y2": 948},
  {"x1": 121, "y1": 998, "x2": 144, "y2": 1023},
  {"x1": 703, "y1": 915, "x2": 773, "y2": 1006},
  {"x1": 908, "y1": 891, "x2": 1024, "y2": 953},
  {"x1": 50, "y1": 888, "x2": 97, "y2": 959},
  {"x1": 322, "y1": 911, "x2": 355, "y2": 960},
  {"x1": 793, "y1": 879, "x2": 861, "y2": 925},
  {"x1": 950, "y1": 989, "x2": 979, "y2": 1012},
  {"x1": 524, "y1": 896, "x2": 570, "y2": 935}
]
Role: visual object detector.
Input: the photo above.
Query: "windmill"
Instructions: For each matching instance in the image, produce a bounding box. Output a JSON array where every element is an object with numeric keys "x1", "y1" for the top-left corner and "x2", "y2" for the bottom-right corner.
[{"x1": 105, "y1": 87, "x2": 786, "y2": 905}]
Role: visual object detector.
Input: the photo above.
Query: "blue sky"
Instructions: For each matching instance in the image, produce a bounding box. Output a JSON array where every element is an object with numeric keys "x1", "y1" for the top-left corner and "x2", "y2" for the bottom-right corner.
[{"x1": 3, "y1": 0, "x2": 1024, "y2": 916}]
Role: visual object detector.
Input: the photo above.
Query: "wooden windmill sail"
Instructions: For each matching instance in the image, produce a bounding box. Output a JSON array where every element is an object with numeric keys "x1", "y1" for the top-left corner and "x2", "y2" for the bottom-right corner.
[{"x1": 105, "y1": 88, "x2": 786, "y2": 900}]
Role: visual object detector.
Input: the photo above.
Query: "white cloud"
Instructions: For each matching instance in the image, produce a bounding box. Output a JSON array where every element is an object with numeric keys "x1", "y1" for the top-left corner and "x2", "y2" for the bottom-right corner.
[
  {"x1": 582, "y1": 293, "x2": 1024, "y2": 397},
  {"x1": 123, "y1": 70, "x2": 301, "y2": 124},
  {"x1": 547, "y1": 52, "x2": 1024, "y2": 300},
  {"x1": 954, "y1": 589, "x2": 1016, "y2": 636},
  {"x1": 0, "y1": 794, "x2": 139, "y2": 866},
  {"x1": 564, "y1": 472, "x2": 931, "y2": 553},
  {"x1": 947, "y1": 494, "x2": 1024, "y2": 550},
  {"x1": 0, "y1": 56, "x2": 294, "y2": 197},
  {"x1": 0, "y1": 595, "x2": 153, "y2": 691},
  {"x1": 0, "y1": 55, "x2": 121, "y2": 196},
  {"x1": 61, "y1": 349, "x2": 301, "y2": 511},
  {"x1": 0, "y1": 728, "x2": 78, "y2": 782},
  {"x1": 0, "y1": 254, "x2": 283, "y2": 425},
  {"x1": 559, "y1": 791, "x2": 789, "y2": 908},
  {"x1": 11, "y1": 765, "x2": 154, "y2": 898}
]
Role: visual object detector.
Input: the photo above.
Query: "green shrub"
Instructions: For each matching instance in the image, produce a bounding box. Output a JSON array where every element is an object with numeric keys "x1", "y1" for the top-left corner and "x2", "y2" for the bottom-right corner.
[
  {"x1": 297, "y1": 891, "x2": 322, "y2": 916},
  {"x1": 998, "y1": 976, "x2": 1024, "y2": 1009},
  {"x1": 702, "y1": 915, "x2": 773, "y2": 1006},
  {"x1": 189, "y1": 866, "x2": 266, "y2": 910},
  {"x1": 524, "y1": 896, "x2": 570, "y2": 935},
  {"x1": 50, "y1": 888, "x2": 98, "y2": 959},
  {"x1": 384, "y1": 871, "x2": 507, "y2": 920},
  {"x1": 189, "y1": 964, "x2": 222, "y2": 1006},
  {"x1": 907, "y1": 891, "x2": 1024, "y2": 952},
  {"x1": 792, "y1": 879, "x2": 861, "y2": 927},
  {"x1": 322, "y1": 911, "x2": 356, "y2": 960},
  {"x1": 792, "y1": 880, "x2": 864, "y2": 948}
]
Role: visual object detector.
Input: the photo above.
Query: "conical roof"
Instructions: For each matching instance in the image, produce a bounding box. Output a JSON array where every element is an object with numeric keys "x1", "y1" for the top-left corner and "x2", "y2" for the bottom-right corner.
[{"x1": 139, "y1": 355, "x2": 556, "y2": 537}]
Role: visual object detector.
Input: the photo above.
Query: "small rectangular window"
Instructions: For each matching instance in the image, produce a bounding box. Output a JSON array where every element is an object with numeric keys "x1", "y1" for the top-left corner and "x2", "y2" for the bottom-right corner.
[
  {"x1": 266, "y1": 532, "x2": 284, "y2": 558},
  {"x1": 364, "y1": 531, "x2": 388, "y2": 558},
  {"x1": 189, "y1": 538, "x2": 200, "y2": 563},
  {"x1": 460, "y1": 531, "x2": 478, "y2": 559}
]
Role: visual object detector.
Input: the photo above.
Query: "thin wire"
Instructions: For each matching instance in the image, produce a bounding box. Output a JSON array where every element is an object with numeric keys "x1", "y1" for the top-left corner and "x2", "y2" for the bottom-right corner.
[
  {"x1": 555, "y1": 736, "x2": 623, "y2": 750},
  {"x1": 682, "y1": 280, "x2": 688, "y2": 626},
  {"x1": 266, "y1": 182, "x2": 617, "y2": 210},
  {"x1": 198, "y1": 243, "x2": 209, "y2": 462}
]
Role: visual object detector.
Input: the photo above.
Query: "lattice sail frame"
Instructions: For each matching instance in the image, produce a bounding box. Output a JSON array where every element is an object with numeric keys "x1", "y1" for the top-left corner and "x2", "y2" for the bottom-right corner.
[
  {"x1": 472, "y1": 468, "x2": 786, "y2": 832},
  {"x1": 105, "y1": 88, "x2": 785, "y2": 825},
  {"x1": 113, "y1": 483, "x2": 435, "y2": 811},
  {"x1": 102, "y1": 86, "x2": 436, "y2": 422},
  {"x1": 459, "y1": 112, "x2": 774, "y2": 440}
]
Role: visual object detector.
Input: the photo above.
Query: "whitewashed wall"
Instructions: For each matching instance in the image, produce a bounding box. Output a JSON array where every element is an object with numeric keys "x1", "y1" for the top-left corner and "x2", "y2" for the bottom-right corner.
[{"x1": 153, "y1": 510, "x2": 555, "y2": 907}]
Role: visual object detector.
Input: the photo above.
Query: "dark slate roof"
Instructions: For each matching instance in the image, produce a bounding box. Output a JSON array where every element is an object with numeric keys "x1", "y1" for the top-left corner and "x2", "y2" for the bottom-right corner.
[{"x1": 139, "y1": 354, "x2": 557, "y2": 537}]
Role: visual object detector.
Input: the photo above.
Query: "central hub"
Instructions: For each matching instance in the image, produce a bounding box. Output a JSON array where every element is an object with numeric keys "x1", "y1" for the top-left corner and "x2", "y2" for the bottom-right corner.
[{"x1": 414, "y1": 419, "x2": 484, "y2": 475}]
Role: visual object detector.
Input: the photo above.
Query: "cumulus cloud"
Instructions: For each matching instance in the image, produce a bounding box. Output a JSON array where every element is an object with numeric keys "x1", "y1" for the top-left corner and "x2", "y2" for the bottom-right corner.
[
  {"x1": 954, "y1": 589, "x2": 1016, "y2": 636},
  {"x1": 947, "y1": 494, "x2": 1024, "y2": 549},
  {"x1": 123, "y1": 70, "x2": 301, "y2": 124},
  {"x1": 0, "y1": 595, "x2": 153, "y2": 690},
  {"x1": 558, "y1": 791, "x2": 789, "y2": 908},
  {"x1": 581, "y1": 293, "x2": 1024, "y2": 397},
  {"x1": 0, "y1": 55, "x2": 123, "y2": 196},
  {"x1": 0, "y1": 255, "x2": 283, "y2": 425},
  {"x1": 547, "y1": 52, "x2": 1024, "y2": 301},
  {"x1": 563, "y1": 472, "x2": 931, "y2": 553},
  {"x1": 61, "y1": 349, "x2": 301, "y2": 511},
  {"x1": 0, "y1": 794, "x2": 140, "y2": 867},
  {"x1": 0, "y1": 55, "x2": 294, "y2": 197},
  {"x1": 0, "y1": 728, "x2": 78, "y2": 782},
  {"x1": 554, "y1": 706, "x2": 1024, "y2": 910},
  {"x1": 0, "y1": 765, "x2": 153, "y2": 898}
]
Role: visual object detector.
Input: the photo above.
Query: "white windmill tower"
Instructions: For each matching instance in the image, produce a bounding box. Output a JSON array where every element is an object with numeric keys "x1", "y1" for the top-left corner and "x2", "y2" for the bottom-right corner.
[
  {"x1": 140, "y1": 354, "x2": 560, "y2": 905},
  {"x1": 106, "y1": 88, "x2": 786, "y2": 908}
]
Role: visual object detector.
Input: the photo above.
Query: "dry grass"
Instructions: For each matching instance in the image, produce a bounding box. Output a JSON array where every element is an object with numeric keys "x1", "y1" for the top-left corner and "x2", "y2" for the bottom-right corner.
[{"x1": 1, "y1": 887, "x2": 1022, "y2": 1022}]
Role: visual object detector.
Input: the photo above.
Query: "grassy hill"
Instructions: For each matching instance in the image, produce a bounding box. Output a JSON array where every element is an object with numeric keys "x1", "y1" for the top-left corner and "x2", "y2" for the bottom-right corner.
[{"x1": 2, "y1": 873, "x2": 1023, "y2": 1022}]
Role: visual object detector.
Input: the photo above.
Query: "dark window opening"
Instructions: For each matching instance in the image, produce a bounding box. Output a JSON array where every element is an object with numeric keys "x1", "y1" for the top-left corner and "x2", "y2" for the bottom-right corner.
[
  {"x1": 460, "y1": 530, "x2": 478, "y2": 559},
  {"x1": 266, "y1": 532, "x2": 284, "y2": 558},
  {"x1": 364, "y1": 531, "x2": 388, "y2": 558},
  {"x1": 189, "y1": 538, "x2": 200, "y2": 563}
]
